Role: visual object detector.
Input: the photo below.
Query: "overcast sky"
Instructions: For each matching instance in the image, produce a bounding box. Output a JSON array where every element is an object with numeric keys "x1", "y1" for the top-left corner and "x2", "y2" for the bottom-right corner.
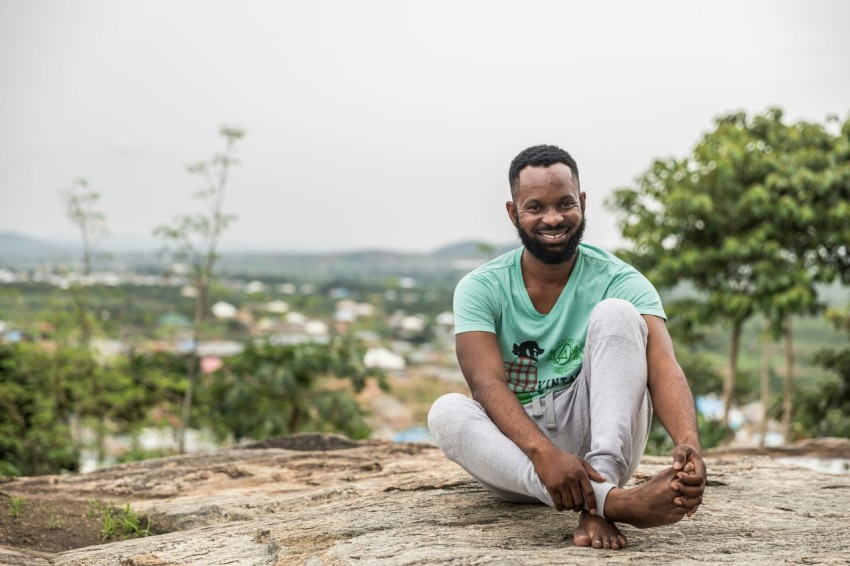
[{"x1": 1, "y1": 1, "x2": 849, "y2": 254}]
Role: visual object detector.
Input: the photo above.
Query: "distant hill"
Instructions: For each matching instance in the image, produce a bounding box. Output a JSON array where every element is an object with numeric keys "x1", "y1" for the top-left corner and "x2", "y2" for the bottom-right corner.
[
  {"x1": 0, "y1": 232, "x2": 68, "y2": 258},
  {"x1": 0, "y1": 231, "x2": 519, "y2": 278},
  {"x1": 429, "y1": 240, "x2": 515, "y2": 259}
]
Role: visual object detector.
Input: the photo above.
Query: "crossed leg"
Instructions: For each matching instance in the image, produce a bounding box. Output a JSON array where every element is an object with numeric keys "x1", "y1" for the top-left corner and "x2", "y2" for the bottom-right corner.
[{"x1": 428, "y1": 299, "x2": 684, "y2": 548}]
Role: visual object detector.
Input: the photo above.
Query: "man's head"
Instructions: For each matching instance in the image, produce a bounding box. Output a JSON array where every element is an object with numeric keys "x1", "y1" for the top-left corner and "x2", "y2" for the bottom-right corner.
[
  {"x1": 507, "y1": 144, "x2": 586, "y2": 265},
  {"x1": 508, "y1": 145, "x2": 580, "y2": 199}
]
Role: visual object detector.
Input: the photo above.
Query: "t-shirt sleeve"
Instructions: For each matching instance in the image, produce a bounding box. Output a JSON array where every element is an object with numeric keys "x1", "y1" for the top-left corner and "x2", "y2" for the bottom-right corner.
[
  {"x1": 453, "y1": 273, "x2": 500, "y2": 334},
  {"x1": 607, "y1": 270, "x2": 667, "y2": 320}
]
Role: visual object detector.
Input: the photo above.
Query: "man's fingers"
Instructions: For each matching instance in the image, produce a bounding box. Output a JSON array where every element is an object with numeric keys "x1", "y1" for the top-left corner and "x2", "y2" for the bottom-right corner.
[
  {"x1": 676, "y1": 472, "x2": 706, "y2": 487},
  {"x1": 672, "y1": 481, "x2": 704, "y2": 497},
  {"x1": 692, "y1": 456, "x2": 707, "y2": 479},
  {"x1": 561, "y1": 490, "x2": 576, "y2": 512},
  {"x1": 583, "y1": 461, "x2": 605, "y2": 483},
  {"x1": 581, "y1": 477, "x2": 598, "y2": 514},
  {"x1": 672, "y1": 445, "x2": 692, "y2": 470},
  {"x1": 673, "y1": 494, "x2": 703, "y2": 509},
  {"x1": 549, "y1": 490, "x2": 565, "y2": 512}
]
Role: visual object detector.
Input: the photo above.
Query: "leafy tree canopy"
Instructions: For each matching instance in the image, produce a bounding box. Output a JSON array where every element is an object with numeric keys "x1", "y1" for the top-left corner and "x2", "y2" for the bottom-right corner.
[
  {"x1": 608, "y1": 108, "x2": 850, "y2": 326},
  {"x1": 197, "y1": 338, "x2": 384, "y2": 443}
]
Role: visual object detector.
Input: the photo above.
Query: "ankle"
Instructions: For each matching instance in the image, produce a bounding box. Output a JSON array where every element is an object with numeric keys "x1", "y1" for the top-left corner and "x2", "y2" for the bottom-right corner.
[{"x1": 601, "y1": 487, "x2": 629, "y2": 523}]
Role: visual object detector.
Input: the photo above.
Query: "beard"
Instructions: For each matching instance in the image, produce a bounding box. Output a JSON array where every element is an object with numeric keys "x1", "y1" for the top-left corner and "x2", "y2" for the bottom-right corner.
[{"x1": 516, "y1": 213, "x2": 586, "y2": 265}]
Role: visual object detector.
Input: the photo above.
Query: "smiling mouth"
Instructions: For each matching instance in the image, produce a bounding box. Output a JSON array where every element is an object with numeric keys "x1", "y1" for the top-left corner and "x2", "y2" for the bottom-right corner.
[{"x1": 537, "y1": 230, "x2": 568, "y2": 243}]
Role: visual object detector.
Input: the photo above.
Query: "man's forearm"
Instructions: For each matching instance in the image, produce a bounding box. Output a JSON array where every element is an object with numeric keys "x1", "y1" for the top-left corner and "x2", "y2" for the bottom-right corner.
[
  {"x1": 470, "y1": 378, "x2": 558, "y2": 463},
  {"x1": 648, "y1": 365, "x2": 700, "y2": 449},
  {"x1": 643, "y1": 316, "x2": 701, "y2": 449}
]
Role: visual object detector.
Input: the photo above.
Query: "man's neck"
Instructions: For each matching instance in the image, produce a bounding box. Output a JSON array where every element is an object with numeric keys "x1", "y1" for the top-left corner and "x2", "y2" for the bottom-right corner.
[{"x1": 520, "y1": 248, "x2": 578, "y2": 288}]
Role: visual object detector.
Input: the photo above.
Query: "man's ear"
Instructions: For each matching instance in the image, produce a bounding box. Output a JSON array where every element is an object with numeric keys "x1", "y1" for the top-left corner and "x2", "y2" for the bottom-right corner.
[{"x1": 506, "y1": 200, "x2": 518, "y2": 226}]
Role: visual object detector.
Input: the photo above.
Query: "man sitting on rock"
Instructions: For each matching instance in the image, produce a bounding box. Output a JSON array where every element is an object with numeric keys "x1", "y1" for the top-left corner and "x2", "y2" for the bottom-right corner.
[{"x1": 428, "y1": 144, "x2": 706, "y2": 550}]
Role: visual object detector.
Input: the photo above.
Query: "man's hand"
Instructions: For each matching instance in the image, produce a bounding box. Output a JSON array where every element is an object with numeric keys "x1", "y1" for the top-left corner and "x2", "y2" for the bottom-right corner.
[
  {"x1": 671, "y1": 443, "x2": 706, "y2": 517},
  {"x1": 533, "y1": 446, "x2": 605, "y2": 514}
]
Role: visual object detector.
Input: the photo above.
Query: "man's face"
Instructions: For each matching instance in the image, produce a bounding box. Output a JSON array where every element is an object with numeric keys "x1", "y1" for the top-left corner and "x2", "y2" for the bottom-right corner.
[{"x1": 507, "y1": 163, "x2": 586, "y2": 265}]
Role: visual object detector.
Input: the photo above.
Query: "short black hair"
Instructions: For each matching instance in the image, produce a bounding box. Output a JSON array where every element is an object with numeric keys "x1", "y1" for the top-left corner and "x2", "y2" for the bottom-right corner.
[{"x1": 508, "y1": 144, "x2": 580, "y2": 196}]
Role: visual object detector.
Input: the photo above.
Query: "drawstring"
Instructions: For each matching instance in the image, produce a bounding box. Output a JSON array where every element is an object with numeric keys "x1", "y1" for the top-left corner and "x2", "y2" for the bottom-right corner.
[
  {"x1": 531, "y1": 395, "x2": 544, "y2": 418},
  {"x1": 544, "y1": 390, "x2": 556, "y2": 431},
  {"x1": 530, "y1": 391, "x2": 557, "y2": 431}
]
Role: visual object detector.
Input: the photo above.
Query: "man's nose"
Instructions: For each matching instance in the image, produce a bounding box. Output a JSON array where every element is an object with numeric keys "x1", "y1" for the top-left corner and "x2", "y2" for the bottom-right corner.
[{"x1": 542, "y1": 207, "x2": 564, "y2": 226}]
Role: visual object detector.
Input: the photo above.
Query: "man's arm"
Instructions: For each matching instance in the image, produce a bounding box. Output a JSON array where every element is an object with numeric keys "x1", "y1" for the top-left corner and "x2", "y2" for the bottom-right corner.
[
  {"x1": 643, "y1": 314, "x2": 707, "y2": 516},
  {"x1": 456, "y1": 330, "x2": 604, "y2": 513}
]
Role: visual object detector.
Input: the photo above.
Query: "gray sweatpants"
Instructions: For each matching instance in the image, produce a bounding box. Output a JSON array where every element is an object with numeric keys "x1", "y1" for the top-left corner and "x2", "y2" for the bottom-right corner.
[{"x1": 427, "y1": 298, "x2": 653, "y2": 519}]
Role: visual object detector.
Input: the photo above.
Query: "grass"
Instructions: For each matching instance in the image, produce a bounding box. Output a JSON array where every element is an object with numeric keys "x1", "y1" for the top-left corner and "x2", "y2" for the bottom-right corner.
[
  {"x1": 7, "y1": 495, "x2": 25, "y2": 519},
  {"x1": 87, "y1": 499, "x2": 152, "y2": 541}
]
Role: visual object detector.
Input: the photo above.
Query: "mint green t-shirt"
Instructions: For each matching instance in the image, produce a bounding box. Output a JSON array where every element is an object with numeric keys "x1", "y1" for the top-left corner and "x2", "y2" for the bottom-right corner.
[{"x1": 453, "y1": 244, "x2": 666, "y2": 404}]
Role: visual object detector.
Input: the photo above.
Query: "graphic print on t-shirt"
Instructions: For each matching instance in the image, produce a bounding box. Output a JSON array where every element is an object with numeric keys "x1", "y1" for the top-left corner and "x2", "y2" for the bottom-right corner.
[
  {"x1": 548, "y1": 338, "x2": 584, "y2": 377},
  {"x1": 504, "y1": 340, "x2": 544, "y2": 393}
]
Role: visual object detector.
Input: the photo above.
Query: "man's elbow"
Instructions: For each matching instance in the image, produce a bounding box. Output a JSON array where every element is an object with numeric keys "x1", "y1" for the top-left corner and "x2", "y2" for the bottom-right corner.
[{"x1": 466, "y1": 375, "x2": 508, "y2": 405}]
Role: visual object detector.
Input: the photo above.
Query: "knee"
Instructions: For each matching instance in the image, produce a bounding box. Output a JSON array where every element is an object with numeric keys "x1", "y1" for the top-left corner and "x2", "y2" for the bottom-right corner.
[
  {"x1": 427, "y1": 393, "x2": 470, "y2": 437},
  {"x1": 588, "y1": 299, "x2": 647, "y2": 341},
  {"x1": 428, "y1": 393, "x2": 469, "y2": 433}
]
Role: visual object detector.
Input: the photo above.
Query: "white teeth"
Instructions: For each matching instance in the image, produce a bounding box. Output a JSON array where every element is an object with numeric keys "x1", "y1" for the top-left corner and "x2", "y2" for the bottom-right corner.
[{"x1": 540, "y1": 232, "x2": 566, "y2": 240}]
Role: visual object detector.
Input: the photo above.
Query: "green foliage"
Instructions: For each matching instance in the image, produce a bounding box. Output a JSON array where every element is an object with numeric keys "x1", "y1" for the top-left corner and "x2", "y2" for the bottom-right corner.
[
  {"x1": 0, "y1": 343, "x2": 187, "y2": 476},
  {"x1": 645, "y1": 413, "x2": 729, "y2": 456},
  {"x1": 6, "y1": 495, "x2": 25, "y2": 519},
  {"x1": 59, "y1": 178, "x2": 110, "y2": 347},
  {"x1": 608, "y1": 108, "x2": 850, "y2": 425},
  {"x1": 122, "y1": 351, "x2": 187, "y2": 427},
  {"x1": 0, "y1": 343, "x2": 80, "y2": 475},
  {"x1": 609, "y1": 108, "x2": 847, "y2": 325},
  {"x1": 674, "y1": 349, "x2": 724, "y2": 399},
  {"x1": 794, "y1": 307, "x2": 850, "y2": 438},
  {"x1": 89, "y1": 500, "x2": 152, "y2": 541},
  {"x1": 198, "y1": 338, "x2": 382, "y2": 442},
  {"x1": 154, "y1": 125, "x2": 246, "y2": 453},
  {"x1": 154, "y1": 125, "x2": 246, "y2": 324}
]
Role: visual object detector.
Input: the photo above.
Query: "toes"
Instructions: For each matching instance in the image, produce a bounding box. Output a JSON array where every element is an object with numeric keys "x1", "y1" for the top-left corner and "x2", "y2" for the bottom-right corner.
[
  {"x1": 573, "y1": 530, "x2": 591, "y2": 547},
  {"x1": 591, "y1": 535, "x2": 603, "y2": 549}
]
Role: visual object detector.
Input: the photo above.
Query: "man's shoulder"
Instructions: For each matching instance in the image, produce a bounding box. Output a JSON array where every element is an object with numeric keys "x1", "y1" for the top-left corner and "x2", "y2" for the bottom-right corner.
[
  {"x1": 463, "y1": 246, "x2": 521, "y2": 281},
  {"x1": 578, "y1": 244, "x2": 638, "y2": 274}
]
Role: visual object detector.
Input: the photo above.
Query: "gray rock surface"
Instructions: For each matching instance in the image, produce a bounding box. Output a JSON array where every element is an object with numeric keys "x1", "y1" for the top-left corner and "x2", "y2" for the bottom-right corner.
[{"x1": 2, "y1": 435, "x2": 849, "y2": 565}]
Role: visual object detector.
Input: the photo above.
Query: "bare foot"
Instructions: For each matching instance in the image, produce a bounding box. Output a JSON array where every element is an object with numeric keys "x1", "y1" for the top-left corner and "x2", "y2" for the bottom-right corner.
[
  {"x1": 573, "y1": 510, "x2": 628, "y2": 549},
  {"x1": 602, "y1": 467, "x2": 688, "y2": 528}
]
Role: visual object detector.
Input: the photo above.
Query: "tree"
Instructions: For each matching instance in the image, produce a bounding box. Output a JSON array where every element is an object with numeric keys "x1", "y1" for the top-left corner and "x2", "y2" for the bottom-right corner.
[
  {"x1": 0, "y1": 343, "x2": 79, "y2": 475},
  {"x1": 155, "y1": 125, "x2": 245, "y2": 453},
  {"x1": 794, "y1": 307, "x2": 850, "y2": 438},
  {"x1": 197, "y1": 338, "x2": 383, "y2": 443},
  {"x1": 607, "y1": 108, "x2": 848, "y2": 432},
  {"x1": 793, "y1": 117, "x2": 850, "y2": 438},
  {"x1": 58, "y1": 178, "x2": 113, "y2": 463},
  {"x1": 59, "y1": 178, "x2": 108, "y2": 346},
  {"x1": 0, "y1": 340, "x2": 191, "y2": 475},
  {"x1": 740, "y1": 112, "x2": 848, "y2": 437}
]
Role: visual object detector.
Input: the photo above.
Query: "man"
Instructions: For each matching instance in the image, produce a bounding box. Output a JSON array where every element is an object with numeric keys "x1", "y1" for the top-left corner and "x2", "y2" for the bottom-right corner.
[{"x1": 428, "y1": 144, "x2": 706, "y2": 550}]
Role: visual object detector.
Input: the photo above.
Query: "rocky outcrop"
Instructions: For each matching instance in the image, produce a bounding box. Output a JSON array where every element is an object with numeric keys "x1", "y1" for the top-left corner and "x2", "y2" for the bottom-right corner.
[{"x1": 2, "y1": 435, "x2": 849, "y2": 565}]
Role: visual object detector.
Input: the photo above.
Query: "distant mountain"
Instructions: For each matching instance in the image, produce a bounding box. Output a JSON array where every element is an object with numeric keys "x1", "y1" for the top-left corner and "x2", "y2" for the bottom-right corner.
[
  {"x1": 0, "y1": 232, "x2": 68, "y2": 257},
  {"x1": 0, "y1": 231, "x2": 517, "y2": 277},
  {"x1": 429, "y1": 240, "x2": 515, "y2": 259}
]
